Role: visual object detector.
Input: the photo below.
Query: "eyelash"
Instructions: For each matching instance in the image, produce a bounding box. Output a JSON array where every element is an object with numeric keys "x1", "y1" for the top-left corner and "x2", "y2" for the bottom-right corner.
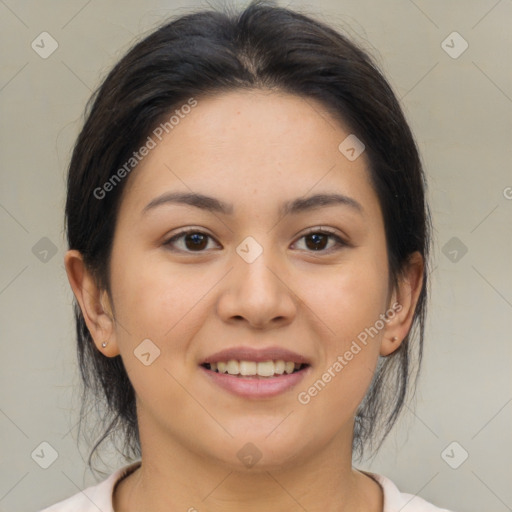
[{"x1": 163, "y1": 227, "x2": 348, "y2": 254}]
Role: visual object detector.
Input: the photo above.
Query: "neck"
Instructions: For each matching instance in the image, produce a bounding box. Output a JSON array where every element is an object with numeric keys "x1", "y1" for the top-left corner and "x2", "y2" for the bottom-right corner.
[{"x1": 113, "y1": 417, "x2": 382, "y2": 512}]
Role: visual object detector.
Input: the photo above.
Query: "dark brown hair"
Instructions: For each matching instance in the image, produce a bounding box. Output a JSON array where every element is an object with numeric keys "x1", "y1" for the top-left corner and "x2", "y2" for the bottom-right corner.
[{"x1": 65, "y1": 0, "x2": 431, "y2": 474}]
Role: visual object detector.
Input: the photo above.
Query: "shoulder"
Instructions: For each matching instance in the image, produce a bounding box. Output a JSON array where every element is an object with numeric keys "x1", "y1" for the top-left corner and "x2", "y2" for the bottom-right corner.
[
  {"x1": 362, "y1": 471, "x2": 455, "y2": 512},
  {"x1": 36, "y1": 461, "x2": 142, "y2": 512}
]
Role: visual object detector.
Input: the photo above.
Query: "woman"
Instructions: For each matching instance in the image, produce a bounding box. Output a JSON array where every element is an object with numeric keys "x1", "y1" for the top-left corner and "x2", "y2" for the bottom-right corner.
[{"x1": 39, "y1": 1, "x2": 453, "y2": 510}]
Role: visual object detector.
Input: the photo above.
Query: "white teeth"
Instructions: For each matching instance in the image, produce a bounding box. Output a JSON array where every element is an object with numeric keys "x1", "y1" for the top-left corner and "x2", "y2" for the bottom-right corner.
[
  {"x1": 274, "y1": 360, "x2": 285, "y2": 375},
  {"x1": 239, "y1": 361, "x2": 257, "y2": 375},
  {"x1": 226, "y1": 360, "x2": 239, "y2": 375},
  {"x1": 284, "y1": 361, "x2": 295, "y2": 374},
  {"x1": 257, "y1": 361, "x2": 274, "y2": 377},
  {"x1": 207, "y1": 359, "x2": 304, "y2": 377}
]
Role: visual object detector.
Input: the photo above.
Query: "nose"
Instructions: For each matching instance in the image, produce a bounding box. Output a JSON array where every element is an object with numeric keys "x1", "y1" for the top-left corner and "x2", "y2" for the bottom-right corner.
[{"x1": 216, "y1": 242, "x2": 297, "y2": 329}]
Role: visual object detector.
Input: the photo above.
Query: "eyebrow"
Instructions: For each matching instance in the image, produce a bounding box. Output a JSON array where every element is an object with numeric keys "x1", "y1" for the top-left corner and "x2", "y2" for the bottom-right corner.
[{"x1": 142, "y1": 191, "x2": 364, "y2": 217}]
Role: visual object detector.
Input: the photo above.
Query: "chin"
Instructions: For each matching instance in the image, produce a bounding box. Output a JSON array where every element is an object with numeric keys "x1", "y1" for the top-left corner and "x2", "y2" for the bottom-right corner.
[{"x1": 205, "y1": 430, "x2": 310, "y2": 473}]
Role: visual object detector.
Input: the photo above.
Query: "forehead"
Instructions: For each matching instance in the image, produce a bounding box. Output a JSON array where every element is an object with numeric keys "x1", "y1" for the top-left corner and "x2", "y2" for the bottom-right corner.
[{"x1": 118, "y1": 89, "x2": 378, "y2": 220}]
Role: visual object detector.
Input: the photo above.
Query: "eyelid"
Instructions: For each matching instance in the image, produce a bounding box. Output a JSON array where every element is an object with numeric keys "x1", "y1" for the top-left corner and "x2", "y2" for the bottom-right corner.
[{"x1": 299, "y1": 225, "x2": 345, "y2": 239}]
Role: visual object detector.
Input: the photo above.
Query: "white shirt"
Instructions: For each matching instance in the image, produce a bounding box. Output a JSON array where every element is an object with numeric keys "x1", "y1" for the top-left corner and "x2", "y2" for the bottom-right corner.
[{"x1": 37, "y1": 460, "x2": 453, "y2": 511}]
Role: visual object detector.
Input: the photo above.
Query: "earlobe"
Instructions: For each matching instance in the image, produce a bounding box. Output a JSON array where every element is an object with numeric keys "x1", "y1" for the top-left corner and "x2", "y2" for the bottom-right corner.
[
  {"x1": 380, "y1": 334, "x2": 402, "y2": 357},
  {"x1": 63, "y1": 250, "x2": 120, "y2": 357},
  {"x1": 380, "y1": 251, "x2": 424, "y2": 357}
]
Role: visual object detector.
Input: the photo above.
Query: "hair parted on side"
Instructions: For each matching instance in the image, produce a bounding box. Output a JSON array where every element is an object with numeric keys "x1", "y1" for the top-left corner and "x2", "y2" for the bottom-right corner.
[{"x1": 65, "y1": 0, "x2": 431, "y2": 476}]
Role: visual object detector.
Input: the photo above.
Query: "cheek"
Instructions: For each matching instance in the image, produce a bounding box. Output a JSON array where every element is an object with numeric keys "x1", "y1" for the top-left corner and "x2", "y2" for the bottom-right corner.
[
  {"x1": 302, "y1": 253, "x2": 389, "y2": 341},
  {"x1": 110, "y1": 249, "x2": 196, "y2": 337},
  {"x1": 108, "y1": 255, "x2": 198, "y2": 412},
  {"x1": 295, "y1": 249, "x2": 388, "y2": 406},
  {"x1": 109, "y1": 250, "x2": 220, "y2": 390}
]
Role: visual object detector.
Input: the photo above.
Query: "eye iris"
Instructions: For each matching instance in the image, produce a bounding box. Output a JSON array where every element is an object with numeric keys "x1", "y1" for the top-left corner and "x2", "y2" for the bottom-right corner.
[
  {"x1": 186, "y1": 233, "x2": 207, "y2": 250},
  {"x1": 306, "y1": 233, "x2": 328, "y2": 251}
]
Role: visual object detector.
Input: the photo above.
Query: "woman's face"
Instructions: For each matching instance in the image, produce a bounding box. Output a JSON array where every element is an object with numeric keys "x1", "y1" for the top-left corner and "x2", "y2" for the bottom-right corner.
[{"x1": 75, "y1": 90, "x2": 419, "y2": 471}]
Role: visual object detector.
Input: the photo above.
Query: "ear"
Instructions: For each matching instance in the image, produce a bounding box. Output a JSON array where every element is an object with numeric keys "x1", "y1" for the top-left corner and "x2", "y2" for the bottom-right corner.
[
  {"x1": 380, "y1": 251, "x2": 424, "y2": 356},
  {"x1": 64, "y1": 249, "x2": 120, "y2": 357}
]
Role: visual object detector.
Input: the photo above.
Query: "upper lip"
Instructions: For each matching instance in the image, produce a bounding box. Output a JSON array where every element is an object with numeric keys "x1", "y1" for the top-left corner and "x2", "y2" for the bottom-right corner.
[{"x1": 201, "y1": 346, "x2": 310, "y2": 365}]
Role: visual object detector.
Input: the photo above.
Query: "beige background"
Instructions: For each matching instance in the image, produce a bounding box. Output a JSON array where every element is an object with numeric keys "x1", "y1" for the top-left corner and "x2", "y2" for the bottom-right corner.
[{"x1": 1, "y1": 1, "x2": 511, "y2": 511}]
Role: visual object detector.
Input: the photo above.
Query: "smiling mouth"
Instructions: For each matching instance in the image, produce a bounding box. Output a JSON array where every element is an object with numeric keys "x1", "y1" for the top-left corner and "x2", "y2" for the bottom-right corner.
[{"x1": 201, "y1": 360, "x2": 309, "y2": 378}]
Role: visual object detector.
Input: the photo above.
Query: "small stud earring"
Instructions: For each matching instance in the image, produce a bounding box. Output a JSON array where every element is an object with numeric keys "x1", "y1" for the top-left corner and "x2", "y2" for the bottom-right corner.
[
  {"x1": 101, "y1": 340, "x2": 108, "y2": 348},
  {"x1": 391, "y1": 336, "x2": 398, "y2": 342}
]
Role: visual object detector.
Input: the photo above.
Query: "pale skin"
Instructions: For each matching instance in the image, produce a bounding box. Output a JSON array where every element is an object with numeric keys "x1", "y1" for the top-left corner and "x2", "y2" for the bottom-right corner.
[{"x1": 64, "y1": 89, "x2": 424, "y2": 512}]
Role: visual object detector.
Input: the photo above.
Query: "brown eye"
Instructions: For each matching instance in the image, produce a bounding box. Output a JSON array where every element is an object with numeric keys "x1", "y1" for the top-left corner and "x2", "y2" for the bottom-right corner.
[
  {"x1": 304, "y1": 233, "x2": 330, "y2": 251},
  {"x1": 294, "y1": 229, "x2": 347, "y2": 253},
  {"x1": 183, "y1": 232, "x2": 208, "y2": 251},
  {"x1": 164, "y1": 230, "x2": 218, "y2": 252}
]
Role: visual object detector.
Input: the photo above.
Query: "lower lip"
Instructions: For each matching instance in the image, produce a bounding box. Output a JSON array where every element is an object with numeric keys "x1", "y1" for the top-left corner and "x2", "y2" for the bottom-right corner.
[{"x1": 199, "y1": 365, "x2": 310, "y2": 399}]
